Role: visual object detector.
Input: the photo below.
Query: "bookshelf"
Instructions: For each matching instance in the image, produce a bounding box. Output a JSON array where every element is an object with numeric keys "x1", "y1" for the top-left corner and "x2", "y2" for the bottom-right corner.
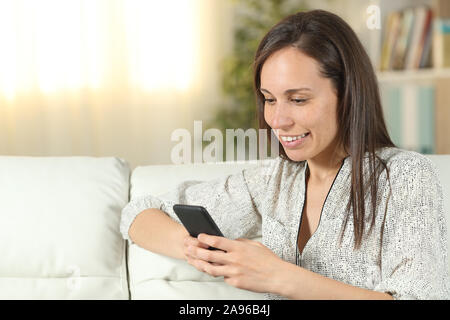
[
  {"x1": 372, "y1": 0, "x2": 450, "y2": 154},
  {"x1": 377, "y1": 67, "x2": 450, "y2": 83}
]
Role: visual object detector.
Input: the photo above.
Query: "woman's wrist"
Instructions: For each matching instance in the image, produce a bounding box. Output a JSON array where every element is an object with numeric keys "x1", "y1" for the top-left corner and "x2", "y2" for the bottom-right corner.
[
  {"x1": 174, "y1": 224, "x2": 189, "y2": 260},
  {"x1": 272, "y1": 261, "x2": 395, "y2": 300},
  {"x1": 272, "y1": 260, "x2": 303, "y2": 298}
]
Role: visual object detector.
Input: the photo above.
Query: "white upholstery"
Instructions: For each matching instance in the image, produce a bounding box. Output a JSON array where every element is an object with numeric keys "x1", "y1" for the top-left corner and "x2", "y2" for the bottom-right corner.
[
  {"x1": 0, "y1": 156, "x2": 130, "y2": 299},
  {"x1": 425, "y1": 155, "x2": 450, "y2": 261},
  {"x1": 130, "y1": 161, "x2": 260, "y2": 197},
  {"x1": 128, "y1": 161, "x2": 265, "y2": 300}
]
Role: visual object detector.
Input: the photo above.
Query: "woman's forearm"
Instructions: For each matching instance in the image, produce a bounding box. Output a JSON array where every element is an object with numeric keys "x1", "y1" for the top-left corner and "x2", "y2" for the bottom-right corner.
[
  {"x1": 128, "y1": 209, "x2": 188, "y2": 260},
  {"x1": 275, "y1": 261, "x2": 394, "y2": 300}
]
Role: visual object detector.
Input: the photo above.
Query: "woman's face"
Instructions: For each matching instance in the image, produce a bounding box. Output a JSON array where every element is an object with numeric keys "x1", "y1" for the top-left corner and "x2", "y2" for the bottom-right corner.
[{"x1": 261, "y1": 46, "x2": 341, "y2": 163}]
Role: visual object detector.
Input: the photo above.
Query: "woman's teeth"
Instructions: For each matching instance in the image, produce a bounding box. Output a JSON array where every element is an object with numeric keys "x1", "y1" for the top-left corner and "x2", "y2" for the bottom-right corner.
[{"x1": 281, "y1": 133, "x2": 309, "y2": 142}]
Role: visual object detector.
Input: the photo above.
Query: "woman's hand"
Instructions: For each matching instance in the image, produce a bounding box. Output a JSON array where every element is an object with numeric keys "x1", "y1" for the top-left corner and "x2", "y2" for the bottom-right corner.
[
  {"x1": 183, "y1": 234, "x2": 395, "y2": 300},
  {"x1": 183, "y1": 233, "x2": 287, "y2": 294}
]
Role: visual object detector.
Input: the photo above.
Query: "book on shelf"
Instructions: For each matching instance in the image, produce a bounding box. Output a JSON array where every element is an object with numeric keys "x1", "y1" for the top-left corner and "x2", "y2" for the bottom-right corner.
[
  {"x1": 433, "y1": 19, "x2": 450, "y2": 68},
  {"x1": 380, "y1": 11, "x2": 401, "y2": 71},
  {"x1": 433, "y1": 0, "x2": 450, "y2": 19},
  {"x1": 416, "y1": 7, "x2": 433, "y2": 68},
  {"x1": 381, "y1": 84, "x2": 435, "y2": 154},
  {"x1": 392, "y1": 8, "x2": 414, "y2": 70},
  {"x1": 380, "y1": 5, "x2": 433, "y2": 71},
  {"x1": 434, "y1": 78, "x2": 450, "y2": 154}
]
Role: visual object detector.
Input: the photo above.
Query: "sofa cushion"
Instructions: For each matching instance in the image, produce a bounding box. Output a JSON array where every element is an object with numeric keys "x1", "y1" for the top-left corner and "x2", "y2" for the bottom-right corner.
[
  {"x1": 425, "y1": 155, "x2": 450, "y2": 263},
  {"x1": 0, "y1": 156, "x2": 130, "y2": 299},
  {"x1": 128, "y1": 161, "x2": 265, "y2": 300}
]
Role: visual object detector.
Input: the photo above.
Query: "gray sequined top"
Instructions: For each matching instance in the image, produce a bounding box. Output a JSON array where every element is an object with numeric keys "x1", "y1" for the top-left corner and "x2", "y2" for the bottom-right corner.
[{"x1": 120, "y1": 147, "x2": 450, "y2": 300}]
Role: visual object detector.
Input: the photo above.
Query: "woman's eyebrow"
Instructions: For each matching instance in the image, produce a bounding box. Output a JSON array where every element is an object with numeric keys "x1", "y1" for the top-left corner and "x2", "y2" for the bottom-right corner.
[{"x1": 260, "y1": 88, "x2": 312, "y2": 95}]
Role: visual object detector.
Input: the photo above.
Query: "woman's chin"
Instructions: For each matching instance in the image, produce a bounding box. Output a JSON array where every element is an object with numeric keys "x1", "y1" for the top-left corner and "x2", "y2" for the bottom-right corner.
[{"x1": 284, "y1": 149, "x2": 308, "y2": 162}]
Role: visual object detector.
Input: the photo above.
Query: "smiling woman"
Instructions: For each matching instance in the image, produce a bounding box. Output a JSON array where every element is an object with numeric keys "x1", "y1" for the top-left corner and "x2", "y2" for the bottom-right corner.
[
  {"x1": 121, "y1": 9, "x2": 450, "y2": 300},
  {"x1": 253, "y1": 11, "x2": 395, "y2": 249}
]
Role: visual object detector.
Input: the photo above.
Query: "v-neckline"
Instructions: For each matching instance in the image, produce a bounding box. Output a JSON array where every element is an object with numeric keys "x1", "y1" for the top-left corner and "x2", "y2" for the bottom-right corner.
[{"x1": 296, "y1": 156, "x2": 349, "y2": 262}]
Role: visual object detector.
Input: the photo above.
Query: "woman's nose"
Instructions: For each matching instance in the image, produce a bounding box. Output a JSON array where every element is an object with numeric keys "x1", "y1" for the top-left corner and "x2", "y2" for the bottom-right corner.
[{"x1": 270, "y1": 104, "x2": 294, "y2": 129}]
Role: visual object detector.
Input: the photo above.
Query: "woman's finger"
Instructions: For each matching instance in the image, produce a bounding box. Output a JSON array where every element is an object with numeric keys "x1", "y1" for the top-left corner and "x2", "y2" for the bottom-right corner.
[
  {"x1": 190, "y1": 258, "x2": 230, "y2": 278},
  {"x1": 184, "y1": 235, "x2": 209, "y2": 249},
  {"x1": 183, "y1": 237, "x2": 208, "y2": 261},
  {"x1": 197, "y1": 234, "x2": 234, "y2": 252},
  {"x1": 187, "y1": 245, "x2": 228, "y2": 265}
]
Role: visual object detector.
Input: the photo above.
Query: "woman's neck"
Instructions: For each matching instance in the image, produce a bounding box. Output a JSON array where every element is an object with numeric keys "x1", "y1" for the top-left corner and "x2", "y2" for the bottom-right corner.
[{"x1": 306, "y1": 148, "x2": 348, "y2": 185}]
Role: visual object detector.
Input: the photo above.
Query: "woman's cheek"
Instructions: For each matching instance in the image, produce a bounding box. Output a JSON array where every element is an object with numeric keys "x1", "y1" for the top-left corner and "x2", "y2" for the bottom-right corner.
[{"x1": 263, "y1": 107, "x2": 272, "y2": 126}]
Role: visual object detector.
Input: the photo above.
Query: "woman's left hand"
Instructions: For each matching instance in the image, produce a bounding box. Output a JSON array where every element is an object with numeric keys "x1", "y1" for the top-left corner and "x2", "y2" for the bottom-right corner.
[{"x1": 184, "y1": 233, "x2": 286, "y2": 294}]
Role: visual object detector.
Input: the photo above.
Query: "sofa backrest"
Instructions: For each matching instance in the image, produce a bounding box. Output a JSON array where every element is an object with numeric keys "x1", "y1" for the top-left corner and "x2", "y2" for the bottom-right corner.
[
  {"x1": 425, "y1": 155, "x2": 450, "y2": 262},
  {"x1": 0, "y1": 156, "x2": 130, "y2": 299}
]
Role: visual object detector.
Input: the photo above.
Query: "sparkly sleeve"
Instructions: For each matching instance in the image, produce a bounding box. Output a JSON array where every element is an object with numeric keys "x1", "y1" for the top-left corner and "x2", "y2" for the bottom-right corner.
[
  {"x1": 373, "y1": 155, "x2": 450, "y2": 299},
  {"x1": 119, "y1": 160, "x2": 275, "y2": 245}
]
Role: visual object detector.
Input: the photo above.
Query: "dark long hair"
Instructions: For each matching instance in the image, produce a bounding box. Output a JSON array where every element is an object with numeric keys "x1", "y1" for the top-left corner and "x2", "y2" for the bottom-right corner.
[{"x1": 253, "y1": 10, "x2": 396, "y2": 249}]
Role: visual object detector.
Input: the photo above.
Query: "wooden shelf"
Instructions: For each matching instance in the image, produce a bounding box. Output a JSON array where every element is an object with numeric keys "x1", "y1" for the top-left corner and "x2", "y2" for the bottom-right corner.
[
  {"x1": 370, "y1": 0, "x2": 450, "y2": 153},
  {"x1": 377, "y1": 68, "x2": 450, "y2": 83}
]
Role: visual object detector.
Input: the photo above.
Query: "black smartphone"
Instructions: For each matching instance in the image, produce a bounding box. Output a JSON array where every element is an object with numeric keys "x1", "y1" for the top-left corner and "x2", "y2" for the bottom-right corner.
[{"x1": 173, "y1": 204, "x2": 224, "y2": 250}]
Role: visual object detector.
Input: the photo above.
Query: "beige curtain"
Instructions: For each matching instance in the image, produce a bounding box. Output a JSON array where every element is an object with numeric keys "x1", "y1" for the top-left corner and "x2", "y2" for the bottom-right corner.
[{"x1": 0, "y1": 0, "x2": 234, "y2": 169}]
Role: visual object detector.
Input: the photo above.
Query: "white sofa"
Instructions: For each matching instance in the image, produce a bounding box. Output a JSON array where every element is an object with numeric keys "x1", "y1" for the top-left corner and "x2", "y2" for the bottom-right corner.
[{"x1": 0, "y1": 155, "x2": 449, "y2": 299}]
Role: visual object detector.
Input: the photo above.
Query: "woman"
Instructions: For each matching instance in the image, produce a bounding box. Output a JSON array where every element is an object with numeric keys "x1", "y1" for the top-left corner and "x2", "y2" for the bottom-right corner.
[{"x1": 120, "y1": 10, "x2": 450, "y2": 299}]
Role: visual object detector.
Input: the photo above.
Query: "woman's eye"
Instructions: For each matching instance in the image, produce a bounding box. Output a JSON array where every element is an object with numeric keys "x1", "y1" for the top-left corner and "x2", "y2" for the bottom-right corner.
[
  {"x1": 292, "y1": 99, "x2": 307, "y2": 104},
  {"x1": 263, "y1": 98, "x2": 307, "y2": 105}
]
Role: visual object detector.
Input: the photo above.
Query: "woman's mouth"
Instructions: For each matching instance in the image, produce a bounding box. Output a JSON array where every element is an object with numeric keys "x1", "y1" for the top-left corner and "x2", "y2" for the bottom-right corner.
[{"x1": 279, "y1": 132, "x2": 310, "y2": 148}]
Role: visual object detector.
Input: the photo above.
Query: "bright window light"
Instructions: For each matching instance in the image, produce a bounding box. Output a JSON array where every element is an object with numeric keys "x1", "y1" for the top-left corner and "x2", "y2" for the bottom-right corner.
[
  {"x1": 0, "y1": 0, "x2": 198, "y2": 98},
  {"x1": 124, "y1": 0, "x2": 196, "y2": 91}
]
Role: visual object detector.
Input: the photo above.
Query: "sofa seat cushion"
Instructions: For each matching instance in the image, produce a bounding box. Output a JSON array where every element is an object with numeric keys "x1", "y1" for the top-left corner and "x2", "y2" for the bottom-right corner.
[{"x1": 128, "y1": 243, "x2": 263, "y2": 299}]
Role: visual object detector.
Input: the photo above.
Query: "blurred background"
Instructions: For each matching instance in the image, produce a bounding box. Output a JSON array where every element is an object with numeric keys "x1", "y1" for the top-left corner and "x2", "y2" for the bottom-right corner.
[{"x1": 0, "y1": 0, "x2": 449, "y2": 170}]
